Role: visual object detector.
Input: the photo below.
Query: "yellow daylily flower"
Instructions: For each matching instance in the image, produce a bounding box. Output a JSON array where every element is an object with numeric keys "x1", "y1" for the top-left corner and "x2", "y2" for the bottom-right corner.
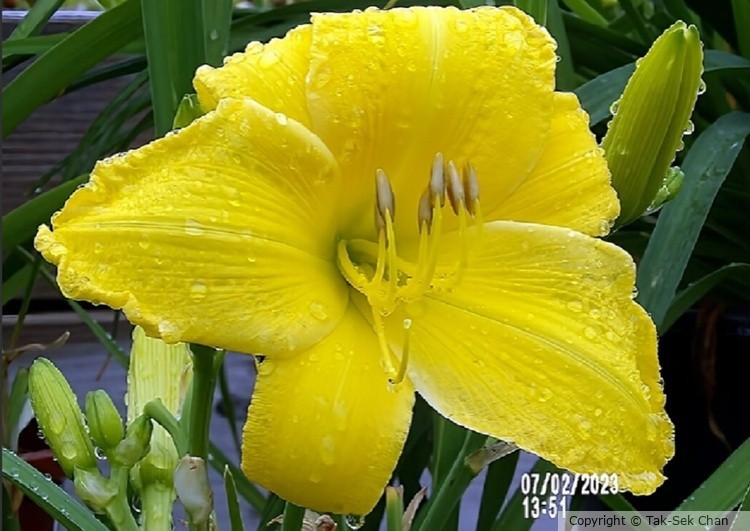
[{"x1": 35, "y1": 6, "x2": 674, "y2": 516}]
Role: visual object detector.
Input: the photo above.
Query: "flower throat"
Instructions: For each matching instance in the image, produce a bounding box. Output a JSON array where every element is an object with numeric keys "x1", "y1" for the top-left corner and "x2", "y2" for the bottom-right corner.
[{"x1": 337, "y1": 153, "x2": 484, "y2": 384}]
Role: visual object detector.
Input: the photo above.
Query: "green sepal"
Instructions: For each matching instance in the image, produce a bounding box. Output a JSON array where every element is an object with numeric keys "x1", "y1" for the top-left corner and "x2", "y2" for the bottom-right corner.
[
  {"x1": 86, "y1": 390, "x2": 125, "y2": 453},
  {"x1": 28, "y1": 358, "x2": 97, "y2": 477},
  {"x1": 602, "y1": 21, "x2": 704, "y2": 226}
]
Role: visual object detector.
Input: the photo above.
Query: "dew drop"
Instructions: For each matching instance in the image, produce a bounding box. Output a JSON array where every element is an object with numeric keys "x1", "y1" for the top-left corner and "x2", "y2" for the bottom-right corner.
[
  {"x1": 259, "y1": 51, "x2": 279, "y2": 68},
  {"x1": 320, "y1": 435, "x2": 336, "y2": 465},
  {"x1": 609, "y1": 99, "x2": 620, "y2": 115},
  {"x1": 403, "y1": 318, "x2": 412, "y2": 330},
  {"x1": 684, "y1": 120, "x2": 695, "y2": 135},
  {"x1": 184, "y1": 219, "x2": 205, "y2": 236},
  {"x1": 274, "y1": 112, "x2": 289, "y2": 126},
  {"x1": 308, "y1": 301, "x2": 328, "y2": 321},
  {"x1": 94, "y1": 447, "x2": 106, "y2": 460},
  {"x1": 138, "y1": 240, "x2": 150, "y2": 250},
  {"x1": 308, "y1": 470, "x2": 323, "y2": 484},
  {"x1": 538, "y1": 387, "x2": 553, "y2": 402},
  {"x1": 566, "y1": 301, "x2": 583, "y2": 312},
  {"x1": 594, "y1": 408, "x2": 603, "y2": 417},
  {"x1": 584, "y1": 327, "x2": 597, "y2": 339},
  {"x1": 209, "y1": 29, "x2": 219, "y2": 41},
  {"x1": 345, "y1": 514, "x2": 366, "y2": 530},
  {"x1": 697, "y1": 79, "x2": 706, "y2": 95},
  {"x1": 93, "y1": 242, "x2": 104, "y2": 254},
  {"x1": 190, "y1": 282, "x2": 207, "y2": 301}
]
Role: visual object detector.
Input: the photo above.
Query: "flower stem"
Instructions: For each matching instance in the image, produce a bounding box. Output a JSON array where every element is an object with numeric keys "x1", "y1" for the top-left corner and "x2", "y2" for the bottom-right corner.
[
  {"x1": 107, "y1": 466, "x2": 139, "y2": 531},
  {"x1": 281, "y1": 502, "x2": 305, "y2": 531},
  {"x1": 185, "y1": 345, "x2": 222, "y2": 531},
  {"x1": 143, "y1": 398, "x2": 187, "y2": 456},
  {"x1": 187, "y1": 345, "x2": 222, "y2": 460}
]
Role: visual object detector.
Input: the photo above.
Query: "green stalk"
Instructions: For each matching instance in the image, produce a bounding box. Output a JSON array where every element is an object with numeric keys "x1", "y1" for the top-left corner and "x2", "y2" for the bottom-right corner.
[
  {"x1": 281, "y1": 502, "x2": 305, "y2": 531},
  {"x1": 187, "y1": 346, "x2": 221, "y2": 460},
  {"x1": 106, "y1": 467, "x2": 138, "y2": 531},
  {"x1": 143, "y1": 399, "x2": 188, "y2": 457},
  {"x1": 185, "y1": 346, "x2": 221, "y2": 531}
]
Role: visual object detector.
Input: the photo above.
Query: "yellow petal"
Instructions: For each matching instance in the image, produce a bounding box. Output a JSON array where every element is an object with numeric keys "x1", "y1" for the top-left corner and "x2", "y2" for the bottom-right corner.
[
  {"x1": 35, "y1": 98, "x2": 348, "y2": 356},
  {"x1": 194, "y1": 25, "x2": 312, "y2": 127},
  {"x1": 306, "y1": 6, "x2": 556, "y2": 240},
  {"x1": 490, "y1": 92, "x2": 620, "y2": 236},
  {"x1": 242, "y1": 304, "x2": 414, "y2": 515},
  {"x1": 390, "y1": 222, "x2": 673, "y2": 494}
]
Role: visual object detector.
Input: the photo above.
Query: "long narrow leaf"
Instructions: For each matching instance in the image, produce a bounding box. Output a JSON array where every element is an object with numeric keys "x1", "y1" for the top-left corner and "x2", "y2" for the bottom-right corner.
[
  {"x1": 6, "y1": 0, "x2": 66, "y2": 41},
  {"x1": 675, "y1": 437, "x2": 750, "y2": 512},
  {"x1": 2, "y1": 447, "x2": 108, "y2": 531},
  {"x1": 224, "y1": 466, "x2": 246, "y2": 531},
  {"x1": 476, "y1": 452, "x2": 520, "y2": 531},
  {"x1": 141, "y1": 0, "x2": 207, "y2": 136},
  {"x1": 208, "y1": 442, "x2": 266, "y2": 511},
  {"x1": 2, "y1": 0, "x2": 143, "y2": 138},
  {"x1": 661, "y1": 263, "x2": 750, "y2": 333},
  {"x1": 636, "y1": 113, "x2": 750, "y2": 331}
]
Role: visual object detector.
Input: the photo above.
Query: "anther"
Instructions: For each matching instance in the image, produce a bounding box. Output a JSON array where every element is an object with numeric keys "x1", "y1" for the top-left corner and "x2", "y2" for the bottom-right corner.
[
  {"x1": 429, "y1": 153, "x2": 446, "y2": 206},
  {"x1": 446, "y1": 161, "x2": 465, "y2": 215},
  {"x1": 375, "y1": 169, "x2": 395, "y2": 231},
  {"x1": 417, "y1": 188, "x2": 433, "y2": 231},
  {"x1": 463, "y1": 163, "x2": 480, "y2": 217}
]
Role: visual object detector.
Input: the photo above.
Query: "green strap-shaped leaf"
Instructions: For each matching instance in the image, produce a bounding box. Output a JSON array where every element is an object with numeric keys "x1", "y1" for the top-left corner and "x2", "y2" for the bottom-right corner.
[
  {"x1": 675, "y1": 436, "x2": 750, "y2": 512},
  {"x1": 661, "y1": 263, "x2": 750, "y2": 333},
  {"x1": 636, "y1": 112, "x2": 750, "y2": 332},
  {"x1": 2, "y1": 447, "x2": 108, "y2": 531},
  {"x1": 491, "y1": 459, "x2": 560, "y2": 531},
  {"x1": 223, "y1": 466, "x2": 245, "y2": 531},
  {"x1": 2, "y1": 0, "x2": 143, "y2": 138},
  {"x1": 6, "y1": 0, "x2": 66, "y2": 42},
  {"x1": 475, "y1": 452, "x2": 520, "y2": 531}
]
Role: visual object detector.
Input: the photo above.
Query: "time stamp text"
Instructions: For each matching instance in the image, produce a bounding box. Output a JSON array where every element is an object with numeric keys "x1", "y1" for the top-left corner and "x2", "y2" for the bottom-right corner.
[{"x1": 520, "y1": 472, "x2": 620, "y2": 519}]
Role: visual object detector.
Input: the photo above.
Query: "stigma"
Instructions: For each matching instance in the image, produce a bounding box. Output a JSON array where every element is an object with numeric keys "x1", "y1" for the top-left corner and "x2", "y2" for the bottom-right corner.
[{"x1": 337, "y1": 153, "x2": 483, "y2": 382}]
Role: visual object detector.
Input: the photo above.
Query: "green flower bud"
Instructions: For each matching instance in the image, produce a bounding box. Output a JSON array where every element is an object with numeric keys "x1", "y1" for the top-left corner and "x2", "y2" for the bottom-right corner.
[
  {"x1": 112, "y1": 415, "x2": 153, "y2": 467},
  {"x1": 85, "y1": 390, "x2": 125, "y2": 453},
  {"x1": 602, "y1": 21, "x2": 703, "y2": 226},
  {"x1": 28, "y1": 358, "x2": 97, "y2": 477},
  {"x1": 73, "y1": 467, "x2": 117, "y2": 514},
  {"x1": 174, "y1": 456, "x2": 213, "y2": 525}
]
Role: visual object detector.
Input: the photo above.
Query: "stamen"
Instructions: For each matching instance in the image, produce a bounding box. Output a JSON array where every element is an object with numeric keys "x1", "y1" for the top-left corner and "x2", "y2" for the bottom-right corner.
[
  {"x1": 463, "y1": 162, "x2": 480, "y2": 217},
  {"x1": 417, "y1": 189, "x2": 433, "y2": 231},
  {"x1": 385, "y1": 212, "x2": 398, "y2": 303},
  {"x1": 389, "y1": 318, "x2": 412, "y2": 385},
  {"x1": 429, "y1": 153, "x2": 446, "y2": 206},
  {"x1": 375, "y1": 169, "x2": 395, "y2": 231},
  {"x1": 446, "y1": 161, "x2": 465, "y2": 215},
  {"x1": 336, "y1": 240, "x2": 368, "y2": 291}
]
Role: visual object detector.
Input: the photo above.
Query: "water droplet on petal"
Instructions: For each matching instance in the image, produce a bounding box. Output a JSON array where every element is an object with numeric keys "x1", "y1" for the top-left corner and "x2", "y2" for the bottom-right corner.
[
  {"x1": 259, "y1": 51, "x2": 279, "y2": 68},
  {"x1": 190, "y1": 282, "x2": 207, "y2": 301},
  {"x1": 308, "y1": 301, "x2": 328, "y2": 321},
  {"x1": 185, "y1": 219, "x2": 205, "y2": 236},
  {"x1": 697, "y1": 79, "x2": 706, "y2": 95},
  {"x1": 320, "y1": 435, "x2": 336, "y2": 465},
  {"x1": 566, "y1": 301, "x2": 583, "y2": 312},
  {"x1": 538, "y1": 387, "x2": 553, "y2": 402},
  {"x1": 274, "y1": 112, "x2": 288, "y2": 126},
  {"x1": 609, "y1": 99, "x2": 620, "y2": 115},
  {"x1": 93, "y1": 242, "x2": 104, "y2": 254}
]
